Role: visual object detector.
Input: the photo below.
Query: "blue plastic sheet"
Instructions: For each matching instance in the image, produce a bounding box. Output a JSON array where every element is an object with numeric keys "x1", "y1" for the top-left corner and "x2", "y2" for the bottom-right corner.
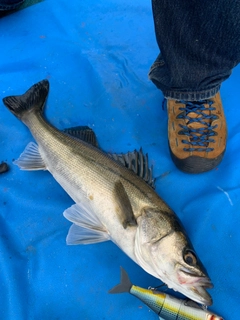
[{"x1": 0, "y1": 1, "x2": 239, "y2": 319}]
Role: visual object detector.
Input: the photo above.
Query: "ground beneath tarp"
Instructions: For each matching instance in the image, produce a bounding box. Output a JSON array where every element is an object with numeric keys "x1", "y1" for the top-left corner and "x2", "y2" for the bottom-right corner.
[{"x1": 0, "y1": 1, "x2": 239, "y2": 319}]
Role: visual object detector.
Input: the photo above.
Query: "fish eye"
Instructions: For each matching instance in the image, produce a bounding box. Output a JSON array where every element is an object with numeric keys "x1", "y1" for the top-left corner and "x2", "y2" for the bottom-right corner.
[{"x1": 183, "y1": 250, "x2": 197, "y2": 266}]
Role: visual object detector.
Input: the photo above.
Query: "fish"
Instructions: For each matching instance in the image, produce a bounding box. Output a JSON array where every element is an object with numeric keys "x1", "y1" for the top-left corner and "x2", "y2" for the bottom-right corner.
[
  {"x1": 109, "y1": 267, "x2": 223, "y2": 320},
  {"x1": 3, "y1": 80, "x2": 213, "y2": 305}
]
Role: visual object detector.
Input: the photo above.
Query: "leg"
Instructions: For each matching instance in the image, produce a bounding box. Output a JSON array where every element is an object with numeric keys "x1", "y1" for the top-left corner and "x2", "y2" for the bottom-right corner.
[
  {"x1": 0, "y1": 0, "x2": 25, "y2": 11},
  {"x1": 149, "y1": 0, "x2": 240, "y2": 173},
  {"x1": 149, "y1": 0, "x2": 240, "y2": 100}
]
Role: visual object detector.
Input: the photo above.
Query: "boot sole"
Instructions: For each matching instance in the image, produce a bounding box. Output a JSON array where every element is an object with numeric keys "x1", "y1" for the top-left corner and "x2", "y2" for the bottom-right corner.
[{"x1": 169, "y1": 146, "x2": 226, "y2": 173}]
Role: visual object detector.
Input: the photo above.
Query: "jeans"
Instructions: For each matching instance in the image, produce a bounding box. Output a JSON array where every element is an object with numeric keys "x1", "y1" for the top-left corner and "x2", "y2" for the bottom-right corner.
[
  {"x1": 149, "y1": 0, "x2": 240, "y2": 100},
  {"x1": 0, "y1": 0, "x2": 25, "y2": 11}
]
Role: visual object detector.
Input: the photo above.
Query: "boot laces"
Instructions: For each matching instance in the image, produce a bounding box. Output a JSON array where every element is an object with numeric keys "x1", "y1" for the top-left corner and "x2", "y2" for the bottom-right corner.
[{"x1": 177, "y1": 100, "x2": 218, "y2": 152}]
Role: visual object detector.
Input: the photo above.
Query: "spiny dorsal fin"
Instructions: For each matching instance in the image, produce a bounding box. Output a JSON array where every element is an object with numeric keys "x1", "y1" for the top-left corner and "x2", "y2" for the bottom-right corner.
[
  {"x1": 109, "y1": 149, "x2": 155, "y2": 189},
  {"x1": 63, "y1": 126, "x2": 155, "y2": 188},
  {"x1": 63, "y1": 126, "x2": 98, "y2": 147}
]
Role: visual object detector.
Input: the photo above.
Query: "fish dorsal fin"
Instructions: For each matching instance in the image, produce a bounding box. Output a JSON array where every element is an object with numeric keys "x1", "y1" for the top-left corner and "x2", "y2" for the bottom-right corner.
[
  {"x1": 63, "y1": 126, "x2": 98, "y2": 147},
  {"x1": 63, "y1": 203, "x2": 110, "y2": 245},
  {"x1": 109, "y1": 149, "x2": 155, "y2": 189},
  {"x1": 63, "y1": 127, "x2": 155, "y2": 188},
  {"x1": 113, "y1": 180, "x2": 137, "y2": 229},
  {"x1": 14, "y1": 142, "x2": 46, "y2": 171}
]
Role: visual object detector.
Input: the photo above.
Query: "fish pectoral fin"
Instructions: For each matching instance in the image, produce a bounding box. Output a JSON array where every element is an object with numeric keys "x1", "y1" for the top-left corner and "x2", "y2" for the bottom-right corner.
[
  {"x1": 113, "y1": 181, "x2": 137, "y2": 229},
  {"x1": 14, "y1": 142, "x2": 46, "y2": 171},
  {"x1": 63, "y1": 126, "x2": 99, "y2": 147},
  {"x1": 63, "y1": 203, "x2": 110, "y2": 245}
]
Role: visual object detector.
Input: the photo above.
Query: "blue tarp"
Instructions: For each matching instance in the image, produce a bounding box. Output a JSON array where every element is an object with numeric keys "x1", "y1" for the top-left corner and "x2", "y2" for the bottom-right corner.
[{"x1": 0, "y1": 1, "x2": 239, "y2": 319}]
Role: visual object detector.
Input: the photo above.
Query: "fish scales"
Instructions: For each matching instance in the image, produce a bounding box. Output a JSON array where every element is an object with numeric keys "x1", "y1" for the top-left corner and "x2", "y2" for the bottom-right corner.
[
  {"x1": 21, "y1": 109, "x2": 164, "y2": 258},
  {"x1": 3, "y1": 80, "x2": 213, "y2": 305},
  {"x1": 26, "y1": 110, "x2": 170, "y2": 218}
]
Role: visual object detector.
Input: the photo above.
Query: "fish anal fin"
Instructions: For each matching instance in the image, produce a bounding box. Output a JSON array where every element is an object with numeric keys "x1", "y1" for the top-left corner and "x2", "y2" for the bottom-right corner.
[
  {"x1": 63, "y1": 203, "x2": 110, "y2": 245},
  {"x1": 66, "y1": 224, "x2": 109, "y2": 245},
  {"x1": 63, "y1": 126, "x2": 98, "y2": 147},
  {"x1": 14, "y1": 142, "x2": 46, "y2": 171},
  {"x1": 113, "y1": 181, "x2": 137, "y2": 229}
]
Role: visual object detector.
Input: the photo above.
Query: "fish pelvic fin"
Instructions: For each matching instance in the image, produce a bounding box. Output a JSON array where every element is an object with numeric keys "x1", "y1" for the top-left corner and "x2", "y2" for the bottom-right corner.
[
  {"x1": 14, "y1": 142, "x2": 46, "y2": 171},
  {"x1": 63, "y1": 203, "x2": 110, "y2": 245},
  {"x1": 109, "y1": 267, "x2": 132, "y2": 294},
  {"x1": 3, "y1": 80, "x2": 49, "y2": 120}
]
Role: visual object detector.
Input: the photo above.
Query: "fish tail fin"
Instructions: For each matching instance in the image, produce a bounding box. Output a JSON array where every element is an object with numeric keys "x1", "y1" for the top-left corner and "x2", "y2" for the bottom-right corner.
[
  {"x1": 2, "y1": 80, "x2": 49, "y2": 120},
  {"x1": 109, "y1": 267, "x2": 132, "y2": 294}
]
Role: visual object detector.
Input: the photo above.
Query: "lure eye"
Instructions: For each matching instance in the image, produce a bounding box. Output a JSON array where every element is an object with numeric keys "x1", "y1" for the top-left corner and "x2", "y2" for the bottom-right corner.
[{"x1": 183, "y1": 250, "x2": 197, "y2": 266}]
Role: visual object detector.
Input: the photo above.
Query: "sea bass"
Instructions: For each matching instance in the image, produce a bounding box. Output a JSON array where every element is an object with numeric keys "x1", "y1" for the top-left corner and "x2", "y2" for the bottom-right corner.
[
  {"x1": 3, "y1": 80, "x2": 213, "y2": 305},
  {"x1": 110, "y1": 267, "x2": 223, "y2": 320}
]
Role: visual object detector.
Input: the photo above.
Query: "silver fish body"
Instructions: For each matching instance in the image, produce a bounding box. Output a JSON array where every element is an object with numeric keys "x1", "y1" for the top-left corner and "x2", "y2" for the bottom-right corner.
[{"x1": 3, "y1": 80, "x2": 213, "y2": 305}]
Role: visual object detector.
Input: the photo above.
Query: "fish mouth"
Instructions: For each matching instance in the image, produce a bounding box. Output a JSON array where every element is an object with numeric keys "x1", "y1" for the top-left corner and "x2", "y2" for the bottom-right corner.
[
  {"x1": 189, "y1": 282, "x2": 213, "y2": 306},
  {"x1": 177, "y1": 269, "x2": 213, "y2": 306},
  {"x1": 193, "y1": 276, "x2": 213, "y2": 289}
]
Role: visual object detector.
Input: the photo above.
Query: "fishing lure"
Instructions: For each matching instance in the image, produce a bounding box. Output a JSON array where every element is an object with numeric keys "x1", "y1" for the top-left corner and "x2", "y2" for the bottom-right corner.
[{"x1": 109, "y1": 267, "x2": 223, "y2": 320}]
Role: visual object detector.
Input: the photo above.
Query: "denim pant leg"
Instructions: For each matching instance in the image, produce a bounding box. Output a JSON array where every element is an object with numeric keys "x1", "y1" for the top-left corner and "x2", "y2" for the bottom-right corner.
[
  {"x1": 0, "y1": 0, "x2": 25, "y2": 11},
  {"x1": 149, "y1": 0, "x2": 240, "y2": 100}
]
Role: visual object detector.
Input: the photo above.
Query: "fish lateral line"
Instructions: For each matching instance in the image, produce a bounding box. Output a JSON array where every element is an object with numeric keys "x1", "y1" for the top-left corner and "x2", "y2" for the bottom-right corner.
[
  {"x1": 3, "y1": 80, "x2": 215, "y2": 307},
  {"x1": 64, "y1": 125, "x2": 156, "y2": 189}
]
